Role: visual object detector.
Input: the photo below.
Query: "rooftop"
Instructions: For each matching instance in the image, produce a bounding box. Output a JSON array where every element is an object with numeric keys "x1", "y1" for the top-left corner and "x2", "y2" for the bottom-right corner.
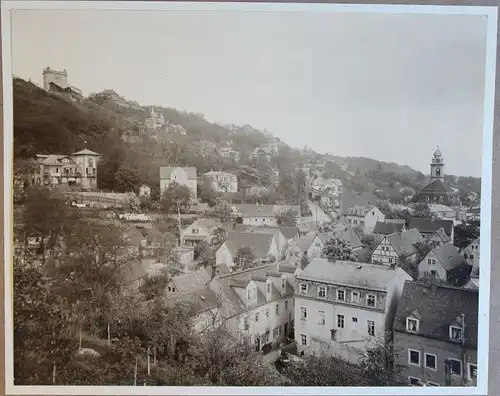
[
  {"x1": 159, "y1": 166, "x2": 197, "y2": 180},
  {"x1": 408, "y1": 217, "x2": 454, "y2": 236}
]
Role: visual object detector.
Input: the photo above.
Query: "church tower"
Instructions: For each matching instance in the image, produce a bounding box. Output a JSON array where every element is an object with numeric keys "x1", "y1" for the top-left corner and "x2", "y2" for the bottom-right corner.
[{"x1": 430, "y1": 146, "x2": 445, "y2": 183}]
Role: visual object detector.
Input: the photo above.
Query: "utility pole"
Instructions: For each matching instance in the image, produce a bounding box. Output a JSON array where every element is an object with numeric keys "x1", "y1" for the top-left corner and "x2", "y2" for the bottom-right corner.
[
  {"x1": 461, "y1": 313, "x2": 467, "y2": 386},
  {"x1": 177, "y1": 200, "x2": 182, "y2": 247}
]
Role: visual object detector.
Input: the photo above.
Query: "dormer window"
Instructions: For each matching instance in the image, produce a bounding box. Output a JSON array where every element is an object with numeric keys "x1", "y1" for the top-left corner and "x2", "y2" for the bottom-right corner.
[
  {"x1": 450, "y1": 326, "x2": 463, "y2": 342},
  {"x1": 406, "y1": 318, "x2": 419, "y2": 332},
  {"x1": 300, "y1": 283, "x2": 308, "y2": 294},
  {"x1": 351, "y1": 291, "x2": 360, "y2": 303},
  {"x1": 337, "y1": 289, "x2": 345, "y2": 302},
  {"x1": 366, "y1": 294, "x2": 376, "y2": 307},
  {"x1": 318, "y1": 285, "x2": 327, "y2": 298}
]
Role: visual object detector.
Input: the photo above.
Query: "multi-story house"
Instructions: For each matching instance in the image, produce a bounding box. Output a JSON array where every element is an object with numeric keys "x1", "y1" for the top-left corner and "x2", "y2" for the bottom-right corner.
[
  {"x1": 408, "y1": 218, "x2": 454, "y2": 245},
  {"x1": 165, "y1": 263, "x2": 230, "y2": 295},
  {"x1": 393, "y1": 281, "x2": 478, "y2": 387},
  {"x1": 417, "y1": 244, "x2": 472, "y2": 287},
  {"x1": 427, "y1": 228, "x2": 452, "y2": 249},
  {"x1": 29, "y1": 149, "x2": 100, "y2": 190},
  {"x1": 209, "y1": 261, "x2": 296, "y2": 350},
  {"x1": 216, "y1": 231, "x2": 279, "y2": 270},
  {"x1": 370, "y1": 231, "x2": 419, "y2": 267},
  {"x1": 233, "y1": 225, "x2": 288, "y2": 260},
  {"x1": 180, "y1": 219, "x2": 222, "y2": 247},
  {"x1": 343, "y1": 206, "x2": 385, "y2": 234},
  {"x1": 202, "y1": 171, "x2": 238, "y2": 193},
  {"x1": 172, "y1": 246, "x2": 196, "y2": 273},
  {"x1": 159, "y1": 167, "x2": 198, "y2": 199},
  {"x1": 294, "y1": 259, "x2": 412, "y2": 363},
  {"x1": 217, "y1": 146, "x2": 241, "y2": 162},
  {"x1": 462, "y1": 238, "x2": 480, "y2": 277},
  {"x1": 428, "y1": 204, "x2": 457, "y2": 220}
]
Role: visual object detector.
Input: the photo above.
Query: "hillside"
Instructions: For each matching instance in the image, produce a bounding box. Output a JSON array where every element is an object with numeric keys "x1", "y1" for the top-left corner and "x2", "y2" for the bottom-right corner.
[{"x1": 13, "y1": 77, "x2": 481, "y2": 203}]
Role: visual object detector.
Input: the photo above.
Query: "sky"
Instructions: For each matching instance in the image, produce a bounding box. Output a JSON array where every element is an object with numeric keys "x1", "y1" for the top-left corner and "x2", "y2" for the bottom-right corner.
[{"x1": 10, "y1": 8, "x2": 490, "y2": 177}]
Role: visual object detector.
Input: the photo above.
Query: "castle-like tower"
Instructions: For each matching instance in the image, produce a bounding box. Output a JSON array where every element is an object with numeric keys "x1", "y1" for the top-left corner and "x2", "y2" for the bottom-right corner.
[
  {"x1": 430, "y1": 146, "x2": 445, "y2": 183},
  {"x1": 42, "y1": 66, "x2": 68, "y2": 91}
]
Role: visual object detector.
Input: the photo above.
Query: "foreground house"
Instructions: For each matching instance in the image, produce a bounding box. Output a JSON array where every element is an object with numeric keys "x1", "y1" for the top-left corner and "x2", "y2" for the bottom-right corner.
[
  {"x1": 209, "y1": 261, "x2": 296, "y2": 350},
  {"x1": 294, "y1": 259, "x2": 412, "y2": 364},
  {"x1": 462, "y1": 238, "x2": 480, "y2": 277},
  {"x1": 417, "y1": 244, "x2": 472, "y2": 286},
  {"x1": 343, "y1": 205, "x2": 385, "y2": 234},
  {"x1": 393, "y1": 281, "x2": 478, "y2": 386}
]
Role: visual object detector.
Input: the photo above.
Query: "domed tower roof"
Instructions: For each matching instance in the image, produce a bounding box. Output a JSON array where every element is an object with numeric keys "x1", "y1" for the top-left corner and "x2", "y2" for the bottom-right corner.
[{"x1": 434, "y1": 146, "x2": 442, "y2": 157}]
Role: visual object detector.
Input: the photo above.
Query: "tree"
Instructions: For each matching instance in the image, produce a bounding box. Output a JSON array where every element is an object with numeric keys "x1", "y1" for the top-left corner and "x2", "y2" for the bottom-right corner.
[
  {"x1": 195, "y1": 240, "x2": 214, "y2": 262},
  {"x1": 412, "y1": 202, "x2": 432, "y2": 218},
  {"x1": 454, "y1": 220, "x2": 480, "y2": 250},
  {"x1": 210, "y1": 226, "x2": 228, "y2": 253},
  {"x1": 300, "y1": 253, "x2": 309, "y2": 269},
  {"x1": 322, "y1": 237, "x2": 358, "y2": 261},
  {"x1": 276, "y1": 208, "x2": 299, "y2": 227},
  {"x1": 114, "y1": 167, "x2": 140, "y2": 193},
  {"x1": 124, "y1": 192, "x2": 141, "y2": 212},
  {"x1": 414, "y1": 241, "x2": 432, "y2": 263},
  {"x1": 198, "y1": 176, "x2": 220, "y2": 206},
  {"x1": 160, "y1": 182, "x2": 192, "y2": 215},
  {"x1": 233, "y1": 246, "x2": 256, "y2": 271},
  {"x1": 208, "y1": 198, "x2": 233, "y2": 223},
  {"x1": 358, "y1": 333, "x2": 405, "y2": 386}
]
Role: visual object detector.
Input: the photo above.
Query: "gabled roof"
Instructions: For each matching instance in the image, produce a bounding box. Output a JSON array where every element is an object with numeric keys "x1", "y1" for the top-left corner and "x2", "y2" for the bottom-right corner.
[
  {"x1": 408, "y1": 217, "x2": 454, "y2": 236},
  {"x1": 159, "y1": 166, "x2": 197, "y2": 180},
  {"x1": 184, "y1": 218, "x2": 221, "y2": 232},
  {"x1": 401, "y1": 229, "x2": 424, "y2": 245},
  {"x1": 294, "y1": 233, "x2": 316, "y2": 251},
  {"x1": 36, "y1": 154, "x2": 74, "y2": 166},
  {"x1": 73, "y1": 148, "x2": 100, "y2": 156},
  {"x1": 434, "y1": 228, "x2": 451, "y2": 244},
  {"x1": 373, "y1": 221, "x2": 404, "y2": 235},
  {"x1": 393, "y1": 281, "x2": 478, "y2": 348},
  {"x1": 162, "y1": 286, "x2": 220, "y2": 316},
  {"x1": 298, "y1": 258, "x2": 407, "y2": 291},
  {"x1": 431, "y1": 244, "x2": 469, "y2": 272},
  {"x1": 170, "y1": 264, "x2": 230, "y2": 294},
  {"x1": 279, "y1": 227, "x2": 300, "y2": 239},
  {"x1": 386, "y1": 232, "x2": 417, "y2": 257},
  {"x1": 232, "y1": 204, "x2": 276, "y2": 218},
  {"x1": 419, "y1": 179, "x2": 449, "y2": 194},
  {"x1": 225, "y1": 232, "x2": 275, "y2": 258}
]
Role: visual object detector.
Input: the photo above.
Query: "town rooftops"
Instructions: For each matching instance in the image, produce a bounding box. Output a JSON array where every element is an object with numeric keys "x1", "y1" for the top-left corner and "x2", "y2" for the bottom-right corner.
[
  {"x1": 386, "y1": 232, "x2": 417, "y2": 257},
  {"x1": 373, "y1": 221, "x2": 405, "y2": 235},
  {"x1": 317, "y1": 228, "x2": 362, "y2": 250},
  {"x1": 400, "y1": 229, "x2": 424, "y2": 245},
  {"x1": 225, "y1": 231, "x2": 275, "y2": 258},
  {"x1": 161, "y1": 286, "x2": 220, "y2": 316},
  {"x1": 298, "y1": 258, "x2": 403, "y2": 291},
  {"x1": 203, "y1": 171, "x2": 237, "y2": 179},
  {"x1": 431, "y1": 243, "x2": 469, "y2": 272},
  {"x1": 232, "y1": 204, "x2": 277, "y2": 218},
  {"x1": 159, "y1": 166, "x2": 197, "y2": 180},
  {"x1": 393, "y1": 280, "x2": 478, "y2": 348},
  {"x1": 186, "y1": 218, "x2": 221, "y2": 230},
  {"x1": 169, "y1": 264, "x2": 230, "y2": 294},
  {"x1": 294, "y1": 233, "x2": 316, "y2": 252},
  {"x1": 408, "y1": 217, "x2": 454, "y2": 236},
  {"x1": 418, "y1": 179, "x2": 449, "y2": 194}
]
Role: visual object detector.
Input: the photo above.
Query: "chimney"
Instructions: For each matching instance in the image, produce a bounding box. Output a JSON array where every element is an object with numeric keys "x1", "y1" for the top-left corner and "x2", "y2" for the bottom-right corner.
[{"x1": 276, "y1": 260, "x2": 280, "y2": 272}]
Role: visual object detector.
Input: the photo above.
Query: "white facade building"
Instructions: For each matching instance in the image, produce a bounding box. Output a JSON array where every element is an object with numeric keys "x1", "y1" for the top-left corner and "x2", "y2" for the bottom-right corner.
[
  {"x1": 159, "y1": 167, "x2": 198, "y2": 199},
  {"x1": 203, "y1": 171, "x2": 238, "y2": 193},
  {"x1": 294, "y1": 259, "x2": 412, "y2": 363}
]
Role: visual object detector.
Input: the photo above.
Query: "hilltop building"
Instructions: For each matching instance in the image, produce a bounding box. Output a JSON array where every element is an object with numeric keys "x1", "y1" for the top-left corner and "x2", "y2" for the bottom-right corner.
[
  {"x1": 145, "y1": 107, "x2": 165, "y2": 130},
  {"x1": 416, "y1": 148, "x2": 451, "y2": 204},
  {"x1": 42, "y1": 66, "x2": 83, "y2": 96},
  {"x1": 29, "y1": 148, "x2": 100, "y2": 190},
  {"x1": 159, "y1": 167, "x2": 198, "y2": 199},
  {"x1": 99, "y1": 89, "x2": 142, "y2": 111}
]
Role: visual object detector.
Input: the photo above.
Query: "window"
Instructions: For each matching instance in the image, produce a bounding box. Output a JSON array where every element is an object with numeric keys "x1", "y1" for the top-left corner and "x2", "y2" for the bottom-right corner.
[
  {"x1": 337, "y1": 314, "x2": 345, "y2": 328},
  {"x1": 468, "y1": 363, "x2": 477, "y2": 380},
  {"x1": 337, "y1": 289, "x2": 345, "y2": 301},
  {"x1": 353, "y1": 220, "x2": 358, "y2": 225},
  {"x1": 265, "y1": 308, "x2": 270, "y2": 318},
  {"x1": 273, "y1": 327, "x2": 279, "y2": 339},
  {"x1": 352, "y1": 317, "x2": 358, "y2": 331},
  {"x1": 406, "y1": 318, "x2": 419, "y2": 332},
  {"x1": 449, "y1": 358, "x2": 462, "y2": 376},
  {"x1": 470, "y1": 254, "x2": 474, "y2": 259},
  {"x1": 285, "y1": 300, "x2": 288, "y2": 310},
  {"x1": 360, "y1": 220, "x2": 364, "y2": 225},
  {"x1": 267, "y1": 283, "x2": 271, "y2": 293},
  {"x1": 318, "y1": 285, "x2": 327, "y2": 298},
  {"x1": 300, "y1": 283, "x2": 308, "y2": 294},
  {"x1": 276, "y1": 304, "x2": 280, "y2": 315},
  {"x1": 247, "y1": 289, "x2": 252, "y2": 300},
  {"x1": 255, "y1": 312, "x2": 259, "y2": 322},
  {"x1": 450, "y1": 326, "x2": 463, "y2": 342},
  {"x1": 318, "y1": 310, "x2": 326, "y2": 325},
  {"x1": 330, "y1": 329, "x2": 337, "y2": 340},
  {"x1": 351, "y1": 291, "x2": 360, "y2": 303},
  {"x1": 366, "y1": 294, "x2": 376, "y2": 307},
  {"x1": 367, "y1": 320, "x2": 375, "y2": 336},
  {"x1": 425, "y1": 353, "x2": 437, "y2": 370},
  {"x1": 300, "y1": 334, "x2": 307, "y2": 346},
  {"x1": 244, "y1": 318, "x2": 249, "y2": 331},
  {"x1": 427, "y1": 259, "x2": 431, "y2": 264},
  {"x1": 281, "y1": 278, "x2": 286, "y2": 290},
  {"x1": 300, "y1": 307, "x2": 307, "y2": 320},
  {"x1": 430, "y1": 270, "x2": 437, "y2": 277},
  {"x1": 408, "y1": 349, "x2": 420, "y2": 366},
  {"x1": 432, "y1": 259, "x2": 436, "y2": 264},
  {"x1": 389, "y1": 258, "x2": 394, "y2": 264},
  {"x1": 408, "y1": 377, "x2": 421, "y2": 386}
]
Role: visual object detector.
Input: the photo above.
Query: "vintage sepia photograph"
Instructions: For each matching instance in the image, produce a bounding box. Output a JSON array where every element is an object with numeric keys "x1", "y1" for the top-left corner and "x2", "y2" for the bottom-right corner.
[{"x1": 2, "y1": 1, "x2": 497, "y2": 393}]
